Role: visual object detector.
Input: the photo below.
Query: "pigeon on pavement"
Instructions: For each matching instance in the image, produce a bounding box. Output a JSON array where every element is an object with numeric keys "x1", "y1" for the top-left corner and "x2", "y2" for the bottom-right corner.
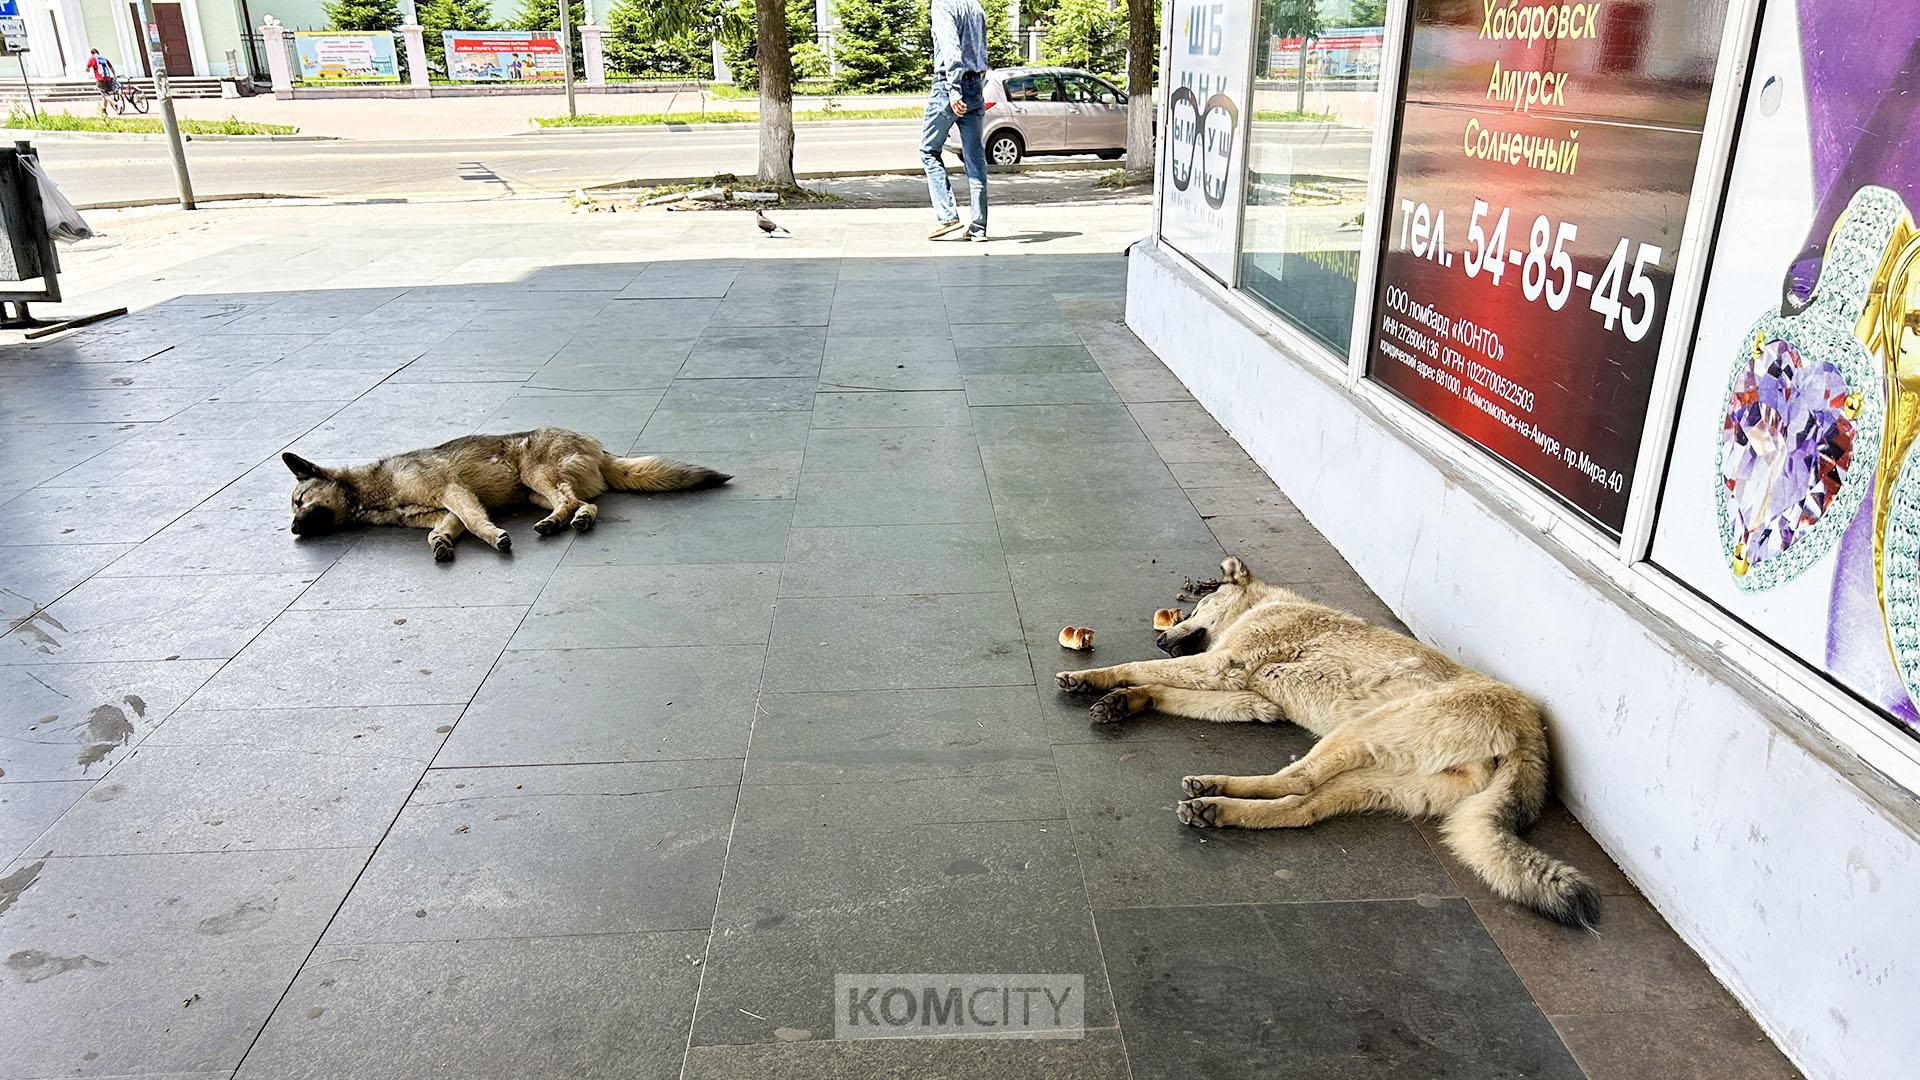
[{"x1": 756, "y1": 210, "x2": 791, "y2": 236}]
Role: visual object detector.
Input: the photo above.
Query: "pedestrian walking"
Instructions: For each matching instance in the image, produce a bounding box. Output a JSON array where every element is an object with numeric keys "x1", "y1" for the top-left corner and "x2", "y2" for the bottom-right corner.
[{"x1": 923, "y1": 0, "x2": 990, "y2": 241}]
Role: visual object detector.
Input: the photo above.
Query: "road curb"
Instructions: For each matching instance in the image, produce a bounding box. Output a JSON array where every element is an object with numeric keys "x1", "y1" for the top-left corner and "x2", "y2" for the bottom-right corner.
[
  {"x1": 515, "y1": 117, "x2": 919, "y2": 135},
  {"x1": 0, "y1": 128, "x2": 332, "y2": 143},
  {"x1": 75, "y1": 192, "x2": 312, "y2": 210},
  {"x1": 588, "y1": 160, "x2": 1114, "y2": 192}
]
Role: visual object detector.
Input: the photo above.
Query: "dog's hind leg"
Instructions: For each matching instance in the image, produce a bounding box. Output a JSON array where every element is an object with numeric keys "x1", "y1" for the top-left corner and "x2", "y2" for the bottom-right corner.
[
  {"x1": 427, "y1": 512, "x2": 465, "y2": 563},
  {"x1": 440, "y1": 484, "x2": 512, "y2": 553},
  {"x1": 1180, "y1": 732, "x2": 1375, "y2": 801},
  {"x1": 1056, "y1": 653, "x2": 1237, "y2": 694},
  {"x1": 1177, "y1": 770, "x2": 1389, "y2": 829},
  {"x1": 1089, "y1": 686, "x2": 1282, "y2": 725},
  {"x1": 524, "y1": 475, "x2": 583, "y2": 537}
]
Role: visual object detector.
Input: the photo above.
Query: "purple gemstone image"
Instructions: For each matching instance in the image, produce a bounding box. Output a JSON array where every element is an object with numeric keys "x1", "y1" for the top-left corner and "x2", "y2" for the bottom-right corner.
[{"x1": 1720, "y1": 337, "x2": 1858, "y2": 568}]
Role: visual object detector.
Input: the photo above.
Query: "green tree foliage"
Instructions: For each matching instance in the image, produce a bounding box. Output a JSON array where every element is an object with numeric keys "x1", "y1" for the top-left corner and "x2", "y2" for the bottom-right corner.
[
  {"x1": 1040, "y1": 0, "x2": 1124, "y2": 74},
  {"x1": 983, "y1": 0, "x2": 1018, "y2": 68},
  {"x1": 1343, "y1": 0, "x2": 1387, "y2": 26},
  {"x1": 721, "y1": 0, "x2": 814, "y2": 89},
  {"x1": 510, "y1": 0, "x2": 588, "y2": 31},
  {"x1": 418, "y1": 0, "x2": 497, "y2": 69},
  {"x1": 1263, "y1": 0, "x2": 1325, "y2": 40},
  {"x1": 605, "y1": 0, "x2": 714, "y2": 78},
  {"x1": 325, "y1": 0, "x2": 401, "y2": 31},
  {"x1": 830, "y1": 0, "x2": 926, "y2": 93}
]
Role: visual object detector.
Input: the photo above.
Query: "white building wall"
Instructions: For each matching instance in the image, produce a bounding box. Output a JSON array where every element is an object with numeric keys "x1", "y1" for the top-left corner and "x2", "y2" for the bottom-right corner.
[{"x1": 1127, "y1": 242, "x2": 1920, "y2": 1080}]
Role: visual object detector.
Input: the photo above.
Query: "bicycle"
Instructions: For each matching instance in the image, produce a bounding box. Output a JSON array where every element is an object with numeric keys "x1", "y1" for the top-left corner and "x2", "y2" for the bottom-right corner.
[{"x1": 100, "y1": 80, "x2": 148, "y2": 117}]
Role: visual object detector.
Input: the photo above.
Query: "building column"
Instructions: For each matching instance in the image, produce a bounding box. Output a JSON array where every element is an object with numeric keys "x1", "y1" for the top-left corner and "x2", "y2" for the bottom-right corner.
[
  {"x1": 579, "y1": 21, "x2": 605, "y2": 87},
  {"x1": 399, "y1": 23, "x2": 429, "y2": 88},
  {"x1": 259, "y1": 14, "x2": 291, "y2": 96}
]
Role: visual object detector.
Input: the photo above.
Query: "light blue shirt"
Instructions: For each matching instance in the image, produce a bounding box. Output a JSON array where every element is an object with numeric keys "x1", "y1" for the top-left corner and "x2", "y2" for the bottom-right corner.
[{"x1": 931, "y1": 0, "x2": 989, "y2": 103}]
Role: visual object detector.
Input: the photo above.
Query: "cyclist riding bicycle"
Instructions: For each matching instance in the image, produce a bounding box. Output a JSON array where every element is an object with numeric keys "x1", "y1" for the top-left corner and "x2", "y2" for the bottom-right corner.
[{"x1": 86, "y1": 49, "x2": 117, "y2": 96}]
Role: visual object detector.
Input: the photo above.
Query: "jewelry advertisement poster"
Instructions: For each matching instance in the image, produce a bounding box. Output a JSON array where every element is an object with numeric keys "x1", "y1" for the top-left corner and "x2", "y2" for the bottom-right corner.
[
  {"x1": 1652, "y1": 0, "x2": 1920, "y2": 740},
  {"x1": 1160, "y1": 0, "x2": 1256, "y2": 284},
  {"x1": 1365, "y1": 0, "x2": 1730, "y2": 533}
]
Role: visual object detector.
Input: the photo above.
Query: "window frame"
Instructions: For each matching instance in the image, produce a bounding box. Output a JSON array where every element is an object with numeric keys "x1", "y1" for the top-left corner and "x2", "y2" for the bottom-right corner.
[{"x1": 1147, "y1": 0, "x2": 1920, "y2": 791}]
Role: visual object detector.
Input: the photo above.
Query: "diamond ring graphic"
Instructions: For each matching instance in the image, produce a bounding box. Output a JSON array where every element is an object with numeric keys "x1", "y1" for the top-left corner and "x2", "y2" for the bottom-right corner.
[{"x1": 1715, "y1": 185, "x2": 1908, "y2": 590}]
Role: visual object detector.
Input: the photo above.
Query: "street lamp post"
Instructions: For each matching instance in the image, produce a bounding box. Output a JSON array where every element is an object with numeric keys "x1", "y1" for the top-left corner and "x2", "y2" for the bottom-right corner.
[
  {"x1": 133, "y1": 0, "x2": 194, "y2": 209},
  {"x1": 560, "y1": 0, "x2": 576, "y2": 118}
]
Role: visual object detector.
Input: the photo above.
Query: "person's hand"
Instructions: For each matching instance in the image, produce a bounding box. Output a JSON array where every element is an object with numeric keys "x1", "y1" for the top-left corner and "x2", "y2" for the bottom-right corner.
[{"x1": 951, "y1": 99, "x2": 968, "y2": 116}]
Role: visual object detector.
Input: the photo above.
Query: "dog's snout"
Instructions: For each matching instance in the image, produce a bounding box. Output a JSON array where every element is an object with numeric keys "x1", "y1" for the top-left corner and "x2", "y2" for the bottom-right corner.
[
  {"x1": 290, "y1": 506, "x2": 335, "y2": 537},
  {"x1": 1160, "y1": 628, "x2": 1207, "y2": 657}
]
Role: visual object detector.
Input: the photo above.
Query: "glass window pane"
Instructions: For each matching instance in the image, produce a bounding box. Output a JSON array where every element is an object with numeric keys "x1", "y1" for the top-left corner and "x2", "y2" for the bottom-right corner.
[
  {"x1": 1236, "y1": 14, "x2": 1388, "y2": 353},
  {"x1": 1031, "y1": 73, "x2": 1061, "y2": 100}
]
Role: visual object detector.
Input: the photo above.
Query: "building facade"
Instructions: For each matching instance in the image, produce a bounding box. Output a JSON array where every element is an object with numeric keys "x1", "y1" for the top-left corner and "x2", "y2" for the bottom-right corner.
[
  {"x1": 1134, "y1": 1, "x2": 1919, "y2": 1077},
  {"x1": 10, "y1": 0, "x2": 551, "y2": 80}
]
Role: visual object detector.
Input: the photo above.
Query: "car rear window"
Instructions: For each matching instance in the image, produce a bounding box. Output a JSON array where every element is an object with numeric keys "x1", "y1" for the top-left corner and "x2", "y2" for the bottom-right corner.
[{"x1": 1003, "y1": 74, "x2": 1061, "y2": 102}]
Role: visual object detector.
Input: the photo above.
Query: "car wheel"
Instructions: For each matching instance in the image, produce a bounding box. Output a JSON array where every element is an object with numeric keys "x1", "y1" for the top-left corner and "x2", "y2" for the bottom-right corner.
[
  {"x1": 1095, "y1": 149, "x2": 1123, "y2": 160},
  {"x1": 987, "y1": 131, "x2": 1023, "y2": 166}
]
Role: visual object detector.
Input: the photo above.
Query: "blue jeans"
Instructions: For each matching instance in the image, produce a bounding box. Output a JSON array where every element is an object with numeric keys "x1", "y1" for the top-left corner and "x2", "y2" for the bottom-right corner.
[{"x1": 921, "y1": 72, "x2": 987, "y2": 234}]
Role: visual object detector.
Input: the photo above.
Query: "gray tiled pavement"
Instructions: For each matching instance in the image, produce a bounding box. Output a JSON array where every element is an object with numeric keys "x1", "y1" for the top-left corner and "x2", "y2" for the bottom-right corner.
[{"x1": 0, "y1": 212, "x2": 1799, "y2": 1079}]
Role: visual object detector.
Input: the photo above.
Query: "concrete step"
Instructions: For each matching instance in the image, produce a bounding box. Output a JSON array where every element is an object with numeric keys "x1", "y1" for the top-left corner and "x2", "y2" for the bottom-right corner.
[{"x1": 0, "y1": 78, "x2": 240, "y2": 104}]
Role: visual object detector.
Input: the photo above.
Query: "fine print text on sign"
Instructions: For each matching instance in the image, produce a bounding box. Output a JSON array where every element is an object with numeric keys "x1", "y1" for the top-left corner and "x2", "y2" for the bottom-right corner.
[
  {"x1": 1365, "y1": 0, "x2": 1732, "y2": 532},
  {"x1": 834, "y1": 974, "x2": 1085, "y2": 1040}
]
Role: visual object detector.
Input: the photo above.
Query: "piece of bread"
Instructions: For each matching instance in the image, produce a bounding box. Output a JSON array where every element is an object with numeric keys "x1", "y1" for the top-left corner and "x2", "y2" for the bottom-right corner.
[
  {"x1": 1153, "y1": 608, "x2": 1184, "y2": 630},
  {"x1": 1058, "y1": 626, "x2": 1095, "y2": 650}
]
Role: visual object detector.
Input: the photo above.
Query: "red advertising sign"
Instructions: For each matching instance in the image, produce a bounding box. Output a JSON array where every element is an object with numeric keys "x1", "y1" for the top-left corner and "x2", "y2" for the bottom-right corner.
[
  {"x1": 442, "y1": 30, "x2": 565, "y2": 82},
  {"x1": 1365, "y1": 0, "x2": 1731, "y2": 532}
]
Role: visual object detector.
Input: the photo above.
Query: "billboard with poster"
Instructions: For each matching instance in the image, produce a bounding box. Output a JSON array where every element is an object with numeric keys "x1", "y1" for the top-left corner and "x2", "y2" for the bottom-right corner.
[
  {"x1": 1159, "y1": 0, "x2": 1255, "y2": 283},
  {"x1": 294, "y1": 32, "x2": 399, "y2": 82},
  {"x1": 1364, "y1": 0, "x2": 1731, "y2": 534},
  {"x1": 1651, "y1": 0, "x2": 1920, "y2": 743},
  {"x1": 442, "y1": 31, "x2": 565, "y2": 82}
]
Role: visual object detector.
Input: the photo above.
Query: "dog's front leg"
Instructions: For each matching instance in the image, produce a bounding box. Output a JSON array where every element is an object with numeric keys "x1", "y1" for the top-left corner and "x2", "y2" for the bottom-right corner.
[
  {"x1": 441, "y1": 485, "x2": 512, "y2": 553},
  {"x1": 1056, "y1": 653, "x2": 1238, "y2": 694}
]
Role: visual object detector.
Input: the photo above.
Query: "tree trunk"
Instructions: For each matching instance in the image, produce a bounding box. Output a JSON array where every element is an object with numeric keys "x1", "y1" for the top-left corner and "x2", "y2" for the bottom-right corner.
[
  {"x1": 756, "y1": 0, "x2": 797, "y2": 186},
  {"x1": 1295, "y1": 36, "x2": 1307, "y2": 114},
  {"x1": 1124, "y1": 0, "x2": 1155, "y2": 170}
]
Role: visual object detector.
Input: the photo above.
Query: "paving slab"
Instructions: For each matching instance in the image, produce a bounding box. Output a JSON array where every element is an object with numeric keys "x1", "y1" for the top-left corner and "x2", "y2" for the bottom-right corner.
[
  {"x1": 239, "y1": 931, "x2": 707, "y2": 1080},
  {"x1": 323, "y1": 760, "x2": 738, "y2": 943}
]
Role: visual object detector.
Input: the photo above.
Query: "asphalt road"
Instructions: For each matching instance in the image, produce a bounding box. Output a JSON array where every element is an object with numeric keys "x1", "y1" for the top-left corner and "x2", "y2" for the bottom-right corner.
[{"x1": 31, "y1": 120, "x2": 1376, "y2": 207}]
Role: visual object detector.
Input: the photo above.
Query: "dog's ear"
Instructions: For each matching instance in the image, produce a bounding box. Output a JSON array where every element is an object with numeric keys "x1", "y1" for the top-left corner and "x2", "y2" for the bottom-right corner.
[
  {"x1": 283, "y1": 452, "x2": 326, "y2": 480},
  {"x1": 1221, "y1": 556, "x2": 1251, "y2": 585}
]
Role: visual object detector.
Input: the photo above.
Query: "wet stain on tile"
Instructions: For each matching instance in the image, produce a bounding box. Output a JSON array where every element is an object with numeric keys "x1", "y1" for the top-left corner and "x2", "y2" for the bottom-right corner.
[
  {"x1": 197, "y1": 897, "x2": 277, "y2": 936},
  {"x1": 5, "y1": 949, "x2": 108, "y2": 984},
  {"x1": 0, "y1": 858, "x2": 45, "y2": 917}
]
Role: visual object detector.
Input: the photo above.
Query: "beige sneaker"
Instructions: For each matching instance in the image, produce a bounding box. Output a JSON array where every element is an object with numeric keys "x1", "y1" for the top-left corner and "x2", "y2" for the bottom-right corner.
[
  {"x1": 968, "y1": 231, "x2": 989, "y2": 243},
  {"x1": 928, "y1": 219, "x2": 964, "y2": 239}
]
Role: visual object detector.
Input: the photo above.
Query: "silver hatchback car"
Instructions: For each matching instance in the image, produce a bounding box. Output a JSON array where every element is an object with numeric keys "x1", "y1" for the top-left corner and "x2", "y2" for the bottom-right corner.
[{"x1": 945, "y1": 66, "x2": 1130, "y2": 165}]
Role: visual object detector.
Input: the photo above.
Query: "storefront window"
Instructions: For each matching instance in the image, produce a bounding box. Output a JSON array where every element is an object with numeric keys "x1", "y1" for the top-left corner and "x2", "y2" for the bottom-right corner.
[{"x1": 1236, "y1": 8, "x2": 1388, "y2": 352}]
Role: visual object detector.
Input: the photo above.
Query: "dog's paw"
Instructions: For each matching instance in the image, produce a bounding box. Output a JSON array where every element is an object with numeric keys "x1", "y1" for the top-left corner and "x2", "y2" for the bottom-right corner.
[
  {"x1": 1181, "y1": 775, "x2": 1223, "y2": 799},
  {"x1": 570, "y1": 509, "x2": 596, "y2": 533},
  {"x1": 493, "y1": 532, "x2": 513, "y2": 554},
  {"x1": 534, "y1": 517, "x2": 565, "y2": 537},
  {"x1": 1089, "y1": 688, "x2": 1137, "y2": 724},
  {"x1": 1055, "y1": 671, "x2": 1091, "y2": 694},
  {"x1": 1175, "y1": 798, "x2": 1218, "y2": 828},
  {"x1": 430, "y1": 539, "x2": 455, "y2": 563}
]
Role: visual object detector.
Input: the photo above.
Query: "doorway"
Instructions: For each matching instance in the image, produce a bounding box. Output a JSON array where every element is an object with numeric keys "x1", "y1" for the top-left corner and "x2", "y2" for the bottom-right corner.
[{"x1": 127, "y1": 3, "x2": 194, "y2": 76}]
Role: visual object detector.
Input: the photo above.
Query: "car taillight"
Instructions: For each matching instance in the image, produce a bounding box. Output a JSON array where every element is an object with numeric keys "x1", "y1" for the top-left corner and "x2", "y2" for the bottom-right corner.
[{"x1": 984, "y1": 101, "x2": 995, "y2": 110}]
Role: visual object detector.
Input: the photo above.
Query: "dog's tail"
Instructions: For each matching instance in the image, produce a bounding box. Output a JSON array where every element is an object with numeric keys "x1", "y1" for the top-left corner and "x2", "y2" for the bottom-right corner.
[
  {"x1": 601, "y1": 454, "x2": 731, "y2": 493},
  {"x1": 1439, "y1": 736, "x2": 1599, "y2": 929}
]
